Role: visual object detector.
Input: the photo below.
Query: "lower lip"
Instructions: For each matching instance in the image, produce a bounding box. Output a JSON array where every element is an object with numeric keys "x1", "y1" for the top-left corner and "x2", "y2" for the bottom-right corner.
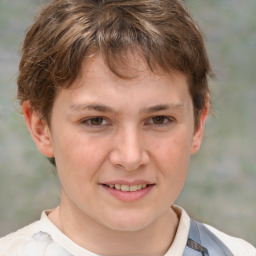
[{"x1": 102, "y1": 185, "x2": 154, "y2": 202}]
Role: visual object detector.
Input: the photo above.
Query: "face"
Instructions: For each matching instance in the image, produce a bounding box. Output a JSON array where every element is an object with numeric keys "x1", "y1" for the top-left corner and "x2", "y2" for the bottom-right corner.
[{"x1": 25, "y1": 54, "x2": 207, "y2": 232}]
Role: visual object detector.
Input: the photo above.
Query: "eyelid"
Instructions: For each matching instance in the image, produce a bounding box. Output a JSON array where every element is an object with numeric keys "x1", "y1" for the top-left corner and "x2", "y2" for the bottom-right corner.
[
  {"x1": 145, "y1": 115, "x2": 175, "y2": 126},
  {"x1": 80, "y1": 116, "x2": 110, "y2": 127}
]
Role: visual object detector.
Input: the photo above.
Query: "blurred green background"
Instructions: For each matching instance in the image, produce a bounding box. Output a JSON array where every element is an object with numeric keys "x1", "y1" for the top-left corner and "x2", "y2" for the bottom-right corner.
[{"x1": 0, "y1": 0, "x2": 255, "y2": 246}]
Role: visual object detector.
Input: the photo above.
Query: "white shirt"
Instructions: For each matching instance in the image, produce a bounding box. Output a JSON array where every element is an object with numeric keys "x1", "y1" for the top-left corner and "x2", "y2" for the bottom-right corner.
[{"x1": 0, "y1": 206, "x2": 255, "y2": 256}]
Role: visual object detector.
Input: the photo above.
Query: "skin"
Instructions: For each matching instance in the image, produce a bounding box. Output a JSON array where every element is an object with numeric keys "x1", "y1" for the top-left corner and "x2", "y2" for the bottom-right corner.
[{"x1": 23, "y1": 54, "x2": 208, "y2": 255}]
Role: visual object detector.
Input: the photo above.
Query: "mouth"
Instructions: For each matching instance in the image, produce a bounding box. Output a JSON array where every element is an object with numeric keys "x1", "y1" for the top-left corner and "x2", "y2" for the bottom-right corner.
[
  {"x1": 102, "y1": 182, "x2": 154, "y2": 202},
  {"x1": 103, "y1": 183, "x2": 150, "y2": 192}
]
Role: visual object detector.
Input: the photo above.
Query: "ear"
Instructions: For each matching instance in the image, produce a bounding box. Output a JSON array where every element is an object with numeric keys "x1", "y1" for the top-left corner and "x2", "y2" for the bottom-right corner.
[
  {"x1": 22, "y1": 101, "x2": 54, "y2": 157},
  {"x1": 190, "y1": 97, "x2": 209, "y2": 155}
]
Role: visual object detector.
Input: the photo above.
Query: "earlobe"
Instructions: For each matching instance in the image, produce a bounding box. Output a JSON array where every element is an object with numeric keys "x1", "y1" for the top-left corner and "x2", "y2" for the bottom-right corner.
[
  {"x1": 22, "y1": 101, "x2": 54, "y2": 157},
  {"x1": 190, "y1": 98, "x2": 209, "y2": 155}
]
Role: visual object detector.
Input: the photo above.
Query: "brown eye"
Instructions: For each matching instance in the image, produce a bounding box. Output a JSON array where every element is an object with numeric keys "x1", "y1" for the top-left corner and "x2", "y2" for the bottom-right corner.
[
  {"x1": 81, "y1": 117, "x2": 109, "y2": 129},
  {"x1": 89, "y1": 117, "x2": 104, "y2": 125},
  {"x1": 152, "y1": 116, "x2": 166, "y2": 124}
]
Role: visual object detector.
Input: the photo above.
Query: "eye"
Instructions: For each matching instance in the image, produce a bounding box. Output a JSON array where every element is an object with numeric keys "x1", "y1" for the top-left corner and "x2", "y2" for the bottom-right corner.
[
  {"x1": 89, "y1": 117, "x2": 104, "y2": 125},
  {"x1": 152, "y1": 116, "x2": 167, "y2": 124},
  {"x1": 81, "y1": 117, "x2": 108, "y2": 126},
  {"x1": 146, "y1": 116, "x2": 174, "y2": 126}
]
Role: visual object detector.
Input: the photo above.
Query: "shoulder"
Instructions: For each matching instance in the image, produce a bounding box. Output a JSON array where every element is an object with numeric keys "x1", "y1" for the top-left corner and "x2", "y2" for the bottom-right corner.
[
  {"x1": 178, "y1": 204, "x2": 256, "y2": 256},
  {"x1": 0, "y1": 212, "x2": 72, "y2": 256},
  {"x1": 203, "y1": 223, "x2": 256, "y2": 256},
  {"x1": 0, "y1": 220, "x2": 41, "y2": 256}
]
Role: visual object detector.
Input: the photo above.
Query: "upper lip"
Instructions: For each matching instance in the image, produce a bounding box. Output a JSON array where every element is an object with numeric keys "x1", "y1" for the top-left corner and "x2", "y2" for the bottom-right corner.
[{"x1": 101, "y1": 180, "x2": 154, "y2": 186}]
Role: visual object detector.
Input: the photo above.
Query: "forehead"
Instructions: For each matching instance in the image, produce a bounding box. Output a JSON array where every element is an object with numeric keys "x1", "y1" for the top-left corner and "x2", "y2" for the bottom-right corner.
[
  {"x1": 72, "y1": 52, "x2": 188, "y2": 89},
  {"x1": 54, "y1": 54, "x2": 192, "y2": 113}
]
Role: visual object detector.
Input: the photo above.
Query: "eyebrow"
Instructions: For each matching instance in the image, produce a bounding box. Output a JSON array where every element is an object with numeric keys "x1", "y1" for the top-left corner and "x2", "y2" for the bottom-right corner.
[
  {"x1": 69, "y1": 103, "x2": 184, "y2": 115},
  {"x1": 141, "y1": 103, "x2": 184, "y2": 114},
  {"x1": 69, "y1": 104, "x2": 118, "y2": 114}
]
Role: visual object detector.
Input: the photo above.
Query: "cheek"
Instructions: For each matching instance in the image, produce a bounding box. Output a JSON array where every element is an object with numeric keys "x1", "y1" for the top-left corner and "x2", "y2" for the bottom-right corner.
[
  {"x1": 153, "y1": 131, "x2": 192, "y2": 166},
  {"x1": 53, "y1": 130, "x2": 108, "y2": 180},
  {"x1": 159, "y1": 140, "x2": 191, "y2": 202},
  {"x1": 151, "y1": 131, "x2": 192, "y2": 186},
  {"x1": 53, "y1": 133, "x2": 111, "y2": 207}
]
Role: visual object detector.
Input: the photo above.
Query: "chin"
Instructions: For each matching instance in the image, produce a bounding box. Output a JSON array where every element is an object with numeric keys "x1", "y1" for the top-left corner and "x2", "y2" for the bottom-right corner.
[{"x1": 102, "y1": 211, "x2": 156, "y2": 232}]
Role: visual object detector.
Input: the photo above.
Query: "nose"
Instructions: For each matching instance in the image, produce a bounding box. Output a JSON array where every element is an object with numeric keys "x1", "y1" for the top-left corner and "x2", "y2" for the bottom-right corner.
[{"x1": 109, "y1": 127, "x2": 149, "y2": 170}]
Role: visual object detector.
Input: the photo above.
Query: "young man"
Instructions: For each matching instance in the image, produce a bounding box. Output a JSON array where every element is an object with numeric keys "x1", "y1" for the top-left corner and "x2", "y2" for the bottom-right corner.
[{"x1": 0, "y1": 0, "x2": 255, "y2": 255}]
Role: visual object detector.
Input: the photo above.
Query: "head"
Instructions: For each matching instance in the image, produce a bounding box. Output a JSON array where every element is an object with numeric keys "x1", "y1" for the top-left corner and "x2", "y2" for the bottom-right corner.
[
  {"x1": 18, "y1": 0, "x2": 212, "y2": 128},
  {"x1": 18, "y1": 0, "x2": 213, "y2": 237}
]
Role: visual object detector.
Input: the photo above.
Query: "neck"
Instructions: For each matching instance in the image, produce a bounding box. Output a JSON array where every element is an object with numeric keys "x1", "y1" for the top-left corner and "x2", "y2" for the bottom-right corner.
[{"x1": 49, "y1": 199, "x2": 179, "y2": 256}]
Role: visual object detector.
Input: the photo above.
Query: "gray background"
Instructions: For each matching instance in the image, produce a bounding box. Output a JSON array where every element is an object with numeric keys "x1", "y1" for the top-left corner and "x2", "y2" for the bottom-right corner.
[{"x1": 0, "y1": 0, "x2": 255, "y2": 245}]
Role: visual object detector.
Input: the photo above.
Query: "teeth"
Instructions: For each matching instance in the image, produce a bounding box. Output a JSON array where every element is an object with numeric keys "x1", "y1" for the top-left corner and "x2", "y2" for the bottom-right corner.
[
  {"x1": 114, "y1": 184, "x2": 121, "y2": 190},
  {"x1": 137, "y1": 184, "x2": 142, "y2": 190},
  {"x1": 130, "y1": 185, "x2": 138, "y2": 192},
  {"x1": 107, "y1": 184, "x2": 148, "y2": 191},
  {"x1": 121, "y1": 185, "x2": 129, "y2": 192}
]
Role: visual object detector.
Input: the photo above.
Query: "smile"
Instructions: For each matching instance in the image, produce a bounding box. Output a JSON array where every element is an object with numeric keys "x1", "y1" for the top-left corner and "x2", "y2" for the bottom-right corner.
[
  {"x1": 102, "y1": 183, "x2": 154, "y2": 202},
  {"x1": 105, "y1": 184, "x2": 148, "y2": 192}
]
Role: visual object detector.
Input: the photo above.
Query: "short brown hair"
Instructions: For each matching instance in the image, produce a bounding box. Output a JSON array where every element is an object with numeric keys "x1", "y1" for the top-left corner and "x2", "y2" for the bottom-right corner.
[{"x1": 17, "y1": 0, "x2": 213, "y2": 128}]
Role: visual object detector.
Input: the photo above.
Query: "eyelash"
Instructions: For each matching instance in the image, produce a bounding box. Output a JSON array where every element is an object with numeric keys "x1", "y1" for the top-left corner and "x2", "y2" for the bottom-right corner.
[
  {"x1": 81, "y1": 117, "x2": 109, "y2": 127},
  {"x1": 80, "y1": 116, "x2": 174, "y2": 128},
  {"x1": 146, "y1": 116, "x2": 174, "y2": 126}
]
